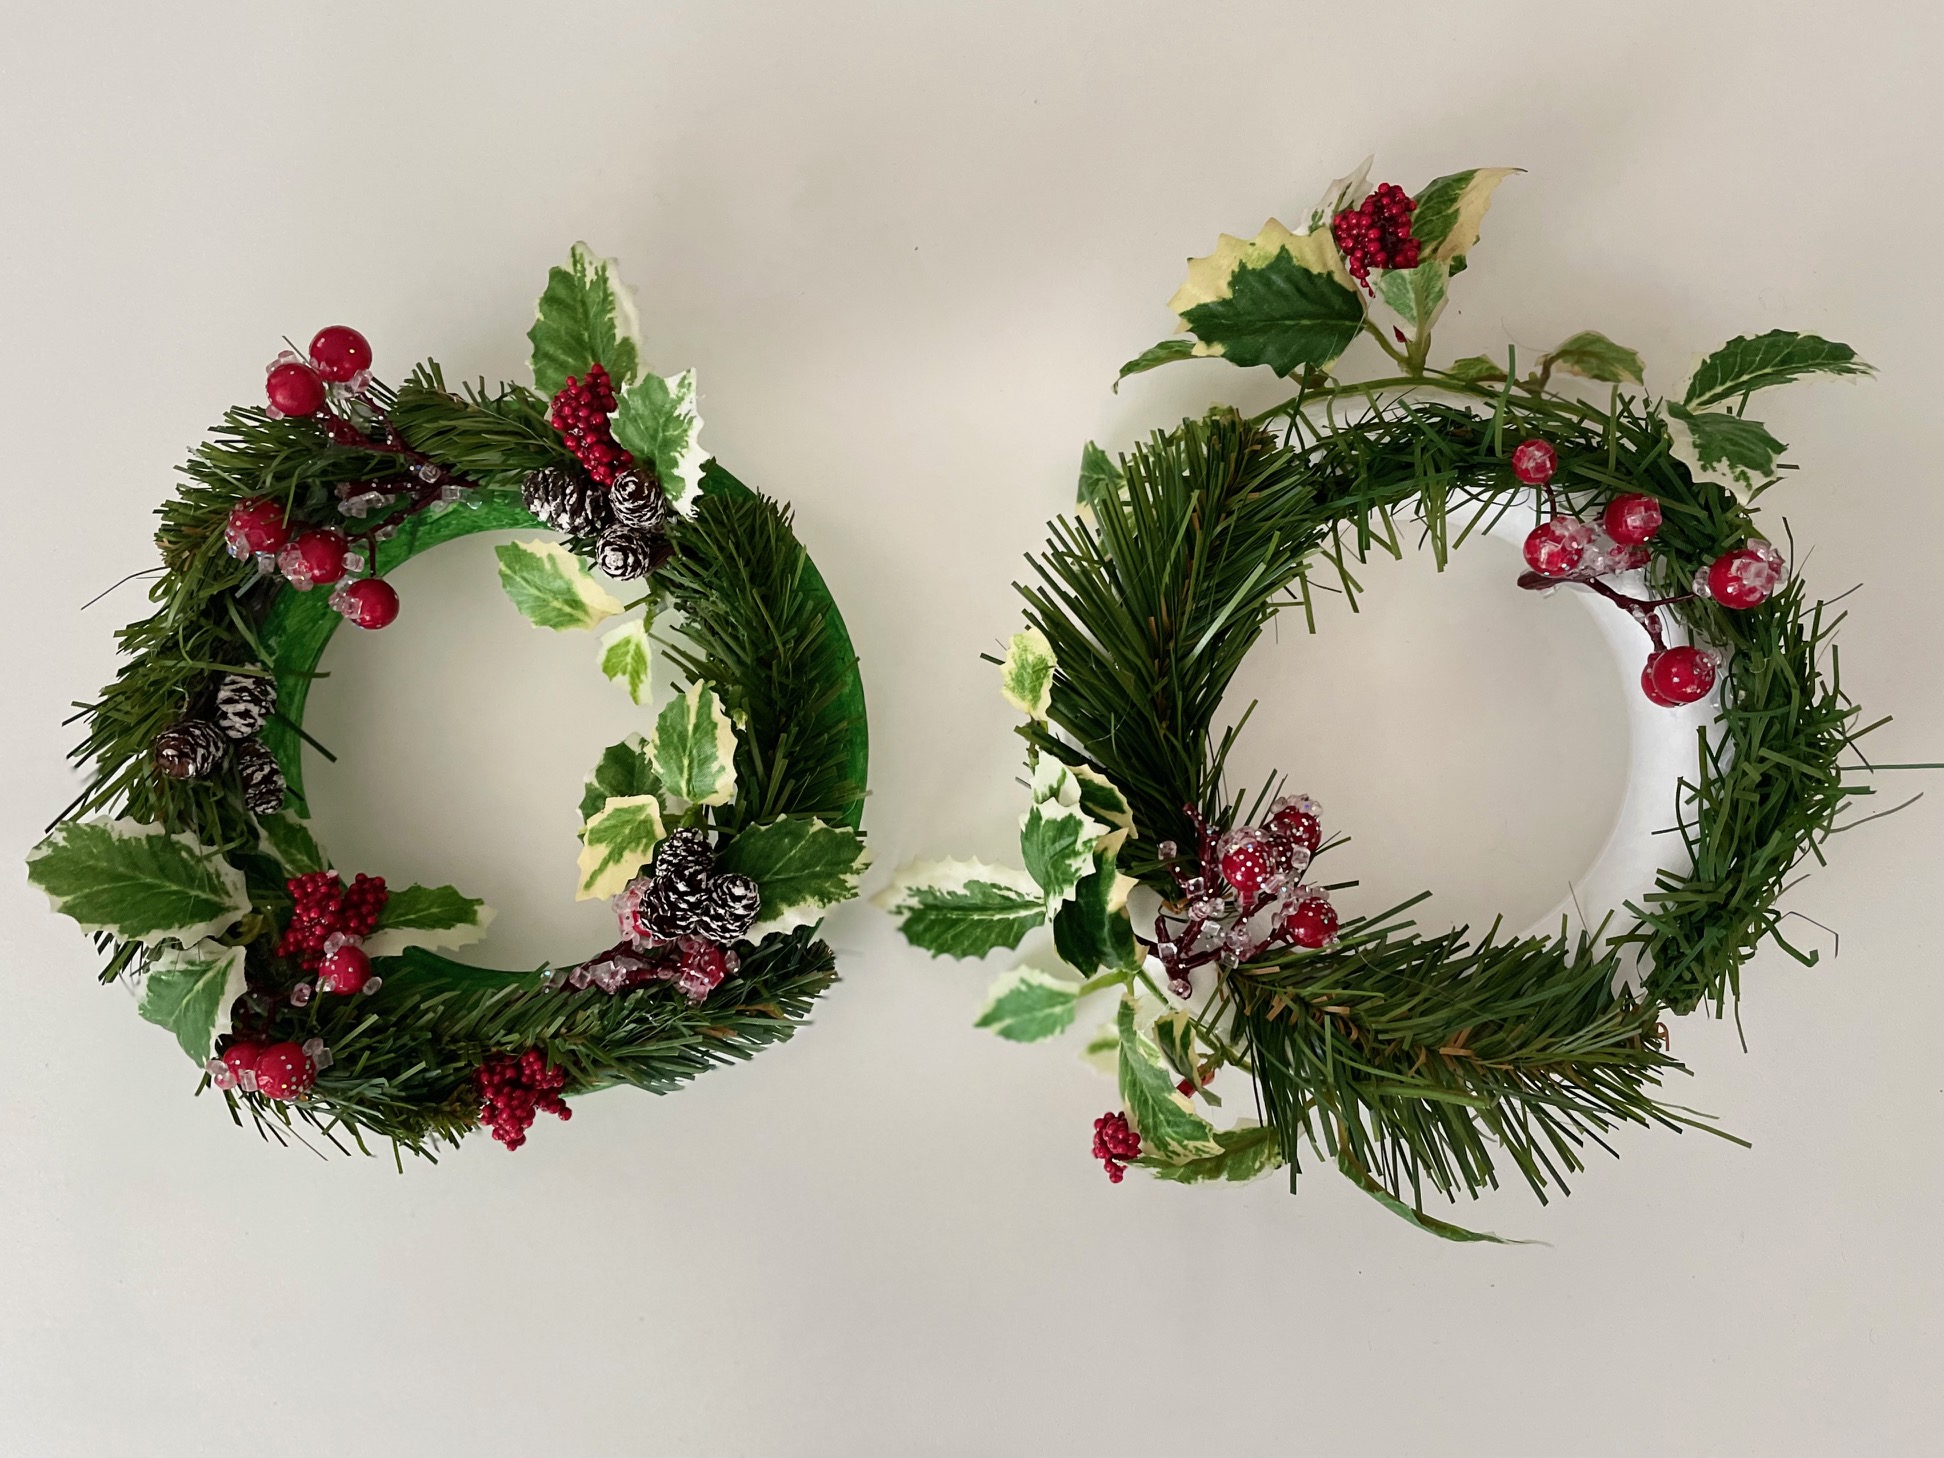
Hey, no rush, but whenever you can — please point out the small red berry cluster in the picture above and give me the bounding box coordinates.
[1331,182,1421,287]
[476,1050,573,1150]
[209,1036,328,1101]
[1092,1110,1142,1183]
[263,324,374,420]
[549,362,635,485]
[277,871,387,975]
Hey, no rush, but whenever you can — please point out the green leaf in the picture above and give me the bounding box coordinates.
[873,859,1046,959]
[610,368,706,516]
[139,941,247,1063]
[1305,156,1372,231]
[1666,401,1787,498]
[496,540,625,631]
[529,242,642,398]
[256,810,328,875]
[1000,628,1056,722]
[1683,329,1873,410]
[1151,1010,1200,1085]
[1051,845,1138,976]
[1116,994,1222,1162]
[1076,442,1126,516]
[1112,338,1197,392]
[1069,763,1134,837]
[27,818,250,944]
[1019,795,1104,913]
[364,883,494,957]
[1443,354,1507,384]
[1171,220,1365,377]
[1410,168,1522,263]
[974,964,1081,1042]
[598,617,654,705]
[649,683,739,806]
[1144,1124,1283,1184]
[575,794,666,901]
[715,815,869,936]
[1547,329,1645,385]
[579,735,659,823]
[1373,259,1449,330]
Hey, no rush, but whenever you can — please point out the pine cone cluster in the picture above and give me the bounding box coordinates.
[214,672,276,740]
[151,670,287,815]
[631,828,761,947]
[522,463,673,581]
[521,466,613,537]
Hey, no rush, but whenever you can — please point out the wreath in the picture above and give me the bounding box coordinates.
[29,246,869,1159]
[880,161,1895,1238]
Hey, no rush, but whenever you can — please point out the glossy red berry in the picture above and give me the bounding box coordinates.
[1265,800,1322,855]
[1603,494,1663,547]
[1217,830,1278,901]
[1639,662,1680,707]
[1282,894,1339,950]
[252,1042,316,1101]
[1707,545,1782,610]
[1644,646,1716,706]
[266,360,326,417]
[1511,439,1558,486]
[318,943,373,995]
[287,528,349,587]
[224,496,291,557]
[220,1042,265,1082]
[335,577,399,629]
[308,326,372,382]
[1523,516,1592,577]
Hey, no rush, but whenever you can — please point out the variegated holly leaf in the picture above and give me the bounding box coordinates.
[1112,337,1197,391]
[1374,259,1450,331]
[1051,843,1139,976]
[575,794,666,901]
[715,815,869,937]
[1069,763,1134,837]
[1547,330,1645,385]
[1000,628,1056,722]
[1683,330,1873,410]
[1143,1124,1284,1184]
[1168,220,1364,377]
[611,368,706,516]
[1080,1020,1121,1076]
[1116,994,1221,1162]
[974,965,1081,1042]
[650,683,739,806]
[1444,354,1507,384]
[363,884,494,957]
[599,617,654,705]
[255,810,328,875]
[1305,155,1373,231]
[1665,402,1787,499]
[874,859,1046,959]
[1019,794,1106,914]
[529,242,643,399]
[579,735,659,824]
[140,940,248,1063]
[28,818,250,945]
[496,540,624,631]
[1410,168,1522,263]
[1076,442,1126,517]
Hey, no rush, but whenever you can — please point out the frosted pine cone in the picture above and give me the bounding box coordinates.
[609,467,669,531]
[594,525,669,581]
[152,719,226,781]
[213,672,277,740]
[233,737,287,817]
[521,466,612,537]
[643,829,715,939]
[692,873,761,945]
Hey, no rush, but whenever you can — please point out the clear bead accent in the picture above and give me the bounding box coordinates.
[288,982,313,1007]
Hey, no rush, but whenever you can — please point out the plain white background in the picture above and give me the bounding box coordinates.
[2,4,1939,1455]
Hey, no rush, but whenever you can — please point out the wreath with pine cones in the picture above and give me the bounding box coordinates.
[880,160,1900,1238]
[30,246,869,1158]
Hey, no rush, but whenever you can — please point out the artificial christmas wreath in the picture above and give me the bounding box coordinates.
[30,246,869,1158]
[881,160,1895,1237]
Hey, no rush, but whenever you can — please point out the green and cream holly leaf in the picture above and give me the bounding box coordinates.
[255,810,328,876]
[1143,1124,1284,1184]
[649,683,739,806]
[1076,442,1126,516]
[1069,763,1134,839]
[529,242,643,399]
[579,735,659,824]
[973,964,1082,1043]
[1112,337,1198,391]
[1443,354,1507,384]
[1373,259,1450,331]
[1168,220,1365,377]
[1116,993,1222,1162]
[1665,402,1788,499]
[1410,168,1522,264]
[1019,793,1105,915]
[598,617,654,705]
[28,818,250,945]
[139,940,248,1064]
[1000,628,1056,722]
[873,859,1046,959]
[1683,330,1873,410]
[496,540,625,631]
[1151,1010,1202,1086]
[611,368,706,516]
[715,815,869,936]
[1080,1020,1121,1076]
[1546,330,1645,385]
[1305,155,1373,231]
[363,884,494,957]
[575,794,667,901]
[1051,843,1138,976]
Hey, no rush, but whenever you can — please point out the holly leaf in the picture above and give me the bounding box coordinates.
[579,735,659,823]
[649,683,739,807]
[364,884,494,957]
[496,540,624,631]
[1051,844,1138,976]
[598,617,654,705]
[575,794,667,901]
[139,941,248,1064]
[1305,155,1373,231]
[611,369,706,516]
[873,859,1046,959]
[1000,628,1056,722]
[1112,337,1197,392]
[1116,994,1222,1162]
[1373,259,1450,330]
[1444,354,1507,385]
[1666,402,1787,499]
[1547,330,1645,385]
[1077,442,1126,516]
[1143,1124,1284,1184]
[1683,330,1873,410]
[974,965,1081,1043]
[1410,168,1522,263]
[28,818,250,945]
[1069,763,1133,837]
[529,242,642,399]
[255,810,328,875]
[1170,220,1365,377]
[1019,795,1105,914]
[715,815,869,937]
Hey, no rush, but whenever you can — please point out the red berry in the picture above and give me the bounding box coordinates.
[1644,646,1716,706]
[672,939,732,1002]
[224,496,291,557]
[266,361,326,417]
[1707,546,1780,610]
[1603,494,1663,547]
[252,1042,315,1101]
[1282,894,1339,950]
[220,1042,265,1081]
[1217,829,1278,901]
[1092,1110,1142,1183]
[1511,439,1558,486]
[336,577,399,629]
[1329,182,1419,287]
[1265,800,1322,855]
[1639,662,1680,707]
[308,326,372,382]
[287,528,349,586]
[1523,516,1592,577]
[318,943,373,995]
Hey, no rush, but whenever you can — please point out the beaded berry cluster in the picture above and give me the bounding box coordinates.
[1092,1111,1143,1183]
[1331,181,1420,287]
[548,362,633,485]
[476,1050,573,1150]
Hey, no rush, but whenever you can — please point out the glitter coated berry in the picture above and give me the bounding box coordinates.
[266,360,326,417]
[1092,1111,1142,1183]
[252,1042,315,1101]
[1217,829,1279,901]
[1644,646,1716,706]
[307,325,372,382]
[1265,797,1322,855]
[286,528,349,587]
[1707,544,1783,610]
[1282,893,1339,950]
[220,1042,264,1086]
[1330,182,1420,287]
[318,943,374,995]
[1523,516,1593,577]
[1603,493,1663,547]
[1511,439,1558,486]
[225,497,291,558]
[335,577,399,629]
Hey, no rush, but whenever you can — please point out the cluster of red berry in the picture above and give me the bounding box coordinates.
[277,870,387,985]
[211,1038,321,1101]
[476,1050,573,1150]
[1092,1110,1142,1183]
[263,324,373,420]
[1331,182,1421,286]
[548,362,634,485]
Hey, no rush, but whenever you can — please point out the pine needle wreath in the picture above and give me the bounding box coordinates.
[30,246,868,1161]
[881,160,1906,1238]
